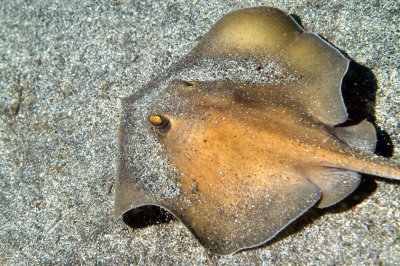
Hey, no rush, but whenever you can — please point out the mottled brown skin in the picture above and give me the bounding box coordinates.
[115,7,400,254]
[149,81,399,253]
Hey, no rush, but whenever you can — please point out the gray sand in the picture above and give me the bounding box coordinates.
[1,0,399,264]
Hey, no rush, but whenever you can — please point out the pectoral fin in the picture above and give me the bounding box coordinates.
[162,172,321,254]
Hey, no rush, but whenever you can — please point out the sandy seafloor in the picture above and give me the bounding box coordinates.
[1,0,399,264]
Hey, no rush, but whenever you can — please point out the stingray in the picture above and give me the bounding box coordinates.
[114,6,400,255]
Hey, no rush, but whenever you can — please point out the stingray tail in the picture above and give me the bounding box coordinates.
[347,153,400,181]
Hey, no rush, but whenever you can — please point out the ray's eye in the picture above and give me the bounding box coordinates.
[149,115,171,133]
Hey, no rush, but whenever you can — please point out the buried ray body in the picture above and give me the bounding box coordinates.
[115,7,400,254]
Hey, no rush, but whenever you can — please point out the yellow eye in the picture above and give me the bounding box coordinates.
[149,115,162,125]
[149,115,171,133]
